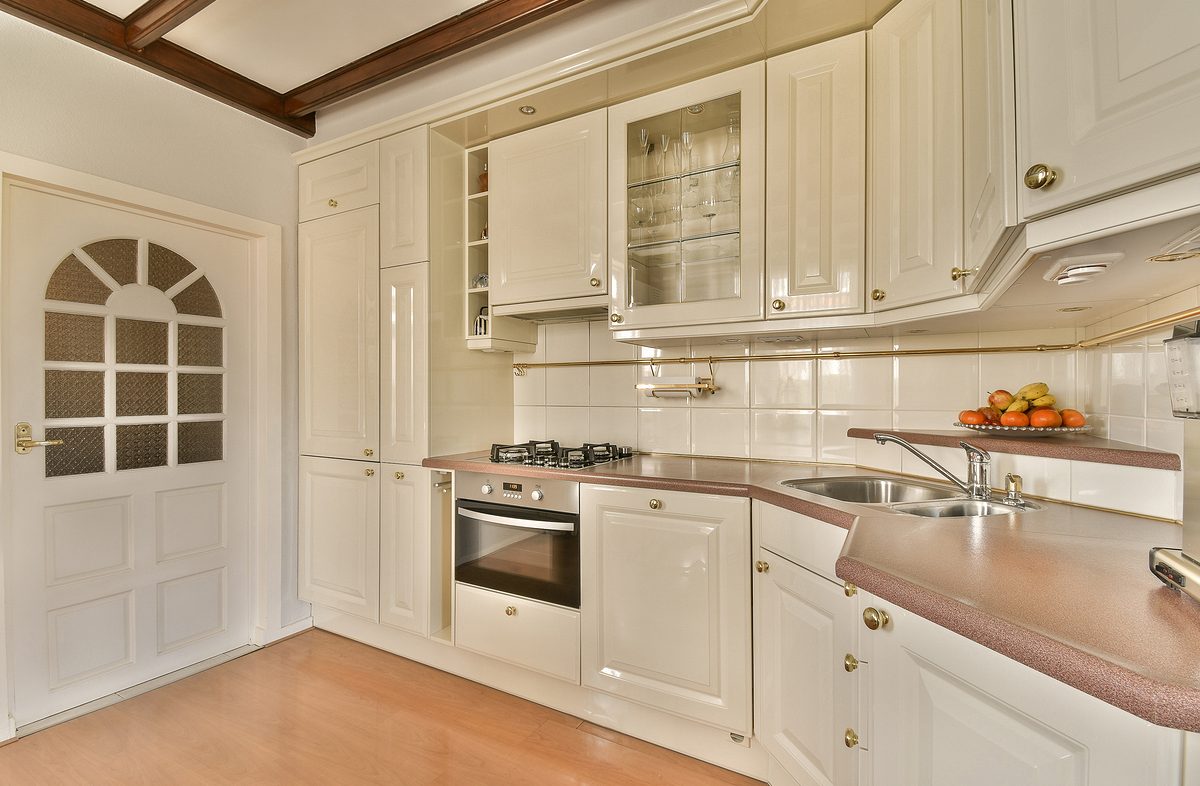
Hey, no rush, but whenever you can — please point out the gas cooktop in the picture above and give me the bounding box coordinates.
[488,440,633,470]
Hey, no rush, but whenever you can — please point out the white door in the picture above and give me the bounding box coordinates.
[489,109,607,305]
[580,484,751,733]
[379,464,430,636]
[2,181,251,726]
[379,127,429,268]
[1015,0,1200,218]
[380,263,428,466]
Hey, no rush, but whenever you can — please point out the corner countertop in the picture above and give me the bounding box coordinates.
[423,451,1200,731]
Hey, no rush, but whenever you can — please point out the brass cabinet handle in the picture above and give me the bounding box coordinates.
[13,422,64,455]
[365,468,375,477]
[843,582,857,598]
[845,728,860,749]
[870,289,886,302]
[648,498,662,510]
[1023,164,1058,190]
[771,299,786,311]
[327,198,339,207]
[754,560,770,574]
[950,266,978,282]
[395,471,405,480]
[844,653,859,672]
[363,448,374,457]
[590,277,601,288]
[610,313,624,324]
[504,605,517,617]
[863,607,890,630]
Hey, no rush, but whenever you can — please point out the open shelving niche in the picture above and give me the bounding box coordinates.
[464,143,537,353]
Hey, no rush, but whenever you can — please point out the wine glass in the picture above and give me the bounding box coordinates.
[722,111,741,163]
[658,134,672,181]
[700,174,719,234]
[638,128,652,182]
[680,131,696,185]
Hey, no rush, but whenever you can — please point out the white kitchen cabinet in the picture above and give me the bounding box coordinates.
[489,109,607,306]
[299,207,380,461]
[608,63,765,330]
[1014,0,1200,218]
[379,126,430,268]
[454,583,581,683]
[580,485,751,732]
[380,464,432,636]
[380,263,429,465]
[962,0,1018,278]
[299,456,380,622]
[862,593,1184,786]
[868,0,964,310]
[298,141,379,223]
[766,33,866,318]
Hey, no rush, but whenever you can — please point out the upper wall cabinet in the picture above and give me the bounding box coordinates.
[868,0,964,311]
[489,109,607,306]
[380,127,430,268]
[1015,0,1200,219]
[298,141,380,223]
[765,32,866,319]
[608,63,765,330]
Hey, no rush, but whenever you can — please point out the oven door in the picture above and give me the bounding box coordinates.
[454,500,580,608]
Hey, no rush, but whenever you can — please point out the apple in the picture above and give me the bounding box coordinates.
[988,389,1014,409]
[977,406,1002,424]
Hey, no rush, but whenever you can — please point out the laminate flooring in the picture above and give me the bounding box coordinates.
[0,629,764,785]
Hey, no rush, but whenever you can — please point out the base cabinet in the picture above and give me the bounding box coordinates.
[580,485,751,733]
[454,583,581,683]
[380,465,433,636]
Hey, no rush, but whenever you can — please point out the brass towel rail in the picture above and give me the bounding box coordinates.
[510,305,1200,375]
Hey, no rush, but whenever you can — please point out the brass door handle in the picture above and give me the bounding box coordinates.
[610,313,624,324]
[844,653,859,672]
[843,582,857,597]
[363,448,374,457]
[590,277,601,288]
[771,299,786,311]
[504,605,517,617]
[365,468,375,477]
[648,498,662,510]
[327,198,339,207]
[1023,164,1058,190]
[950,266,978,282]
[14,422,64,455]
[845,728,859,748]
[863,607,890,630]
[395,471,405,480]
[870,289,886,302]
[754,560,770,574]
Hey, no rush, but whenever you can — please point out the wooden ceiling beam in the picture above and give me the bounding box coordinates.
[124,0,216,50]
[282,0,590,118]
[0,0,315,136]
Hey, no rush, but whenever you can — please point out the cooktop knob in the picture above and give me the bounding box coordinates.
[531,489,545,501]
[481,483,494,495]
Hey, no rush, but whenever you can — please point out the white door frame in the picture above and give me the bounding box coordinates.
[0,151,301,741]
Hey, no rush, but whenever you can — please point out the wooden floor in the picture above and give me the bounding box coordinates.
[0,629,764,785]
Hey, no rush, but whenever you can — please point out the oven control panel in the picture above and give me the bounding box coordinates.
[456,470,579,514]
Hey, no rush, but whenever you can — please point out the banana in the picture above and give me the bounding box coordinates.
[1016,382,1049,401]
[1005,399,1030,413]
[1030,394,1056,408]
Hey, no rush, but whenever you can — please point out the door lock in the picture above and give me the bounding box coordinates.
[14,422,64,455]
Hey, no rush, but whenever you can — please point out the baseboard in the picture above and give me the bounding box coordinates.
[253,616,313,647]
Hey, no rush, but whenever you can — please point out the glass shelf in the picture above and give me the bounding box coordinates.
[627,159,740,190]
[628,228,740,251]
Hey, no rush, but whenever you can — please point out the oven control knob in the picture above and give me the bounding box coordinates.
[481,483,494,495]
[531,489,544,502]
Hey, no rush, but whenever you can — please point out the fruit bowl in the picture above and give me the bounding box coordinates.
[953,422,1093,438]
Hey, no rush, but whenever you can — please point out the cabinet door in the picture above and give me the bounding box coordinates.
[766,33,866,318]
[1015,0,1200,218]
[489,109,606,305]
[299,207,379,460]
[380,464,430,636]
[380,263,428,465]
[962,0,1018,283]
[580,485,751,732]
[868,0,964,310]
[380,126,430,267]
[863,595,1183,786]
[299,141,379,223]
[299,456,380,621]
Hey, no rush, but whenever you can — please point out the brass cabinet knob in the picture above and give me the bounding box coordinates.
[590,277,601,288]
[755,560,770,574]
[394,471,405,480]
[845,728,860,749]
[364,448,374,457]
[328,198,339,207]
[771,299,786,311]
[950,266,978,282]
[648,498,662,510]
[610,313,624,324]
[870,289,886,302]
[1023,163,1058,190]
[843,582,857,598]
[504,605,517,617]
[863,607,890,630]
[365,468,375,477]
[844,653,859,672]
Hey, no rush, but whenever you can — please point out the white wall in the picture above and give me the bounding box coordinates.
[0,14,309,626]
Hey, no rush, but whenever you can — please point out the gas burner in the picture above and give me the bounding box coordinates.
[490,440,559,464]
[489,440,633,469]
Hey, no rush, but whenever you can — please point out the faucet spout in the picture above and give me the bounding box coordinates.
[873,433,992,500]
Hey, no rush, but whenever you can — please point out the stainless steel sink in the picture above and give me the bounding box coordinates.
[780,476,960,505]
[890,499,1041,518]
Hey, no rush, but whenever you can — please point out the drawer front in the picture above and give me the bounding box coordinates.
[755,501,847,583]
[299,141,379,222]
[454,584,580,683]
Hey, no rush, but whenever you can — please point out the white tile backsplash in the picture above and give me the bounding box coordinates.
[751,410,816,462]
[751,358,815,409]
[692,408,751,458]
[590,407,637,447]
[547,367,590,406]
[638,408,691,454]
[818,357,894,409]
[545,406,590,445]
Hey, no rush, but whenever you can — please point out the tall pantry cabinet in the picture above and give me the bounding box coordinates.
[297,128,511,641]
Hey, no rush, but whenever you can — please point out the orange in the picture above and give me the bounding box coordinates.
[1060,409,1086,428]
[959,409,986,425]
[1029,409,1063,428]
[1000,411,1029,427]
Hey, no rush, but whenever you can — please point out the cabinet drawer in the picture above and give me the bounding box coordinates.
[455,584,580,683]
[755,501,847,583]
[299,141,379,222]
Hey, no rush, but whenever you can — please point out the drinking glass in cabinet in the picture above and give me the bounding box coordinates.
[683,233,741,303]
[629,181,681,245]
[680,93,741,170]
[628,242,683,307]
[684,169,739,236]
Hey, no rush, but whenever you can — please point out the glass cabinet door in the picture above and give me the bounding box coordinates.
[609,63,765,331]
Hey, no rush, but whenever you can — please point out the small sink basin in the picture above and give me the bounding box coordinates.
[780,476,960,505]
[891,499,1041,518]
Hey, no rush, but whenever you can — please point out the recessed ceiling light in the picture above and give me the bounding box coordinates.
[1147,251,1200,263]
[686,105,704,114]
[908,329,929,334]
[722,337,743,343]
[518,105,536,115]
[1057,306,1092,313]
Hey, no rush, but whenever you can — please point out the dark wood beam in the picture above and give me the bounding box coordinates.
[0,0,314,136]
[124,0,215,50]
[282,0,590,118]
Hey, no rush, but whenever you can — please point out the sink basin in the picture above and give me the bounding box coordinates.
[780,476,960,505]
[891,499,1041,518]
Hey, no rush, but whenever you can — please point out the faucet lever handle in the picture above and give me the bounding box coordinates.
[959,441,991,461]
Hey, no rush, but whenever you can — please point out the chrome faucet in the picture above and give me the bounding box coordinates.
[873,434,992,500]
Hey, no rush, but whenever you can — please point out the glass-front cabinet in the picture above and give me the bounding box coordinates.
[608,63,764,330]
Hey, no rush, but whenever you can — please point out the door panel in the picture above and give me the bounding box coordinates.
[380,464,430,636]
[298,141,379,223]
[380,127,429,268]
[380,264,428,465]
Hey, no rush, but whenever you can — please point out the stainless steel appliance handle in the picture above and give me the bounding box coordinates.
[456,507,576,533]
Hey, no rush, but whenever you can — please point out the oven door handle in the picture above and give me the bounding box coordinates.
[456,507,576,533]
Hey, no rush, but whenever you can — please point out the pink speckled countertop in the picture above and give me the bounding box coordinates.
[424,451,1200,730]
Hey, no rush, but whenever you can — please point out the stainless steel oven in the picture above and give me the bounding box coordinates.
[454,471,580,608]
